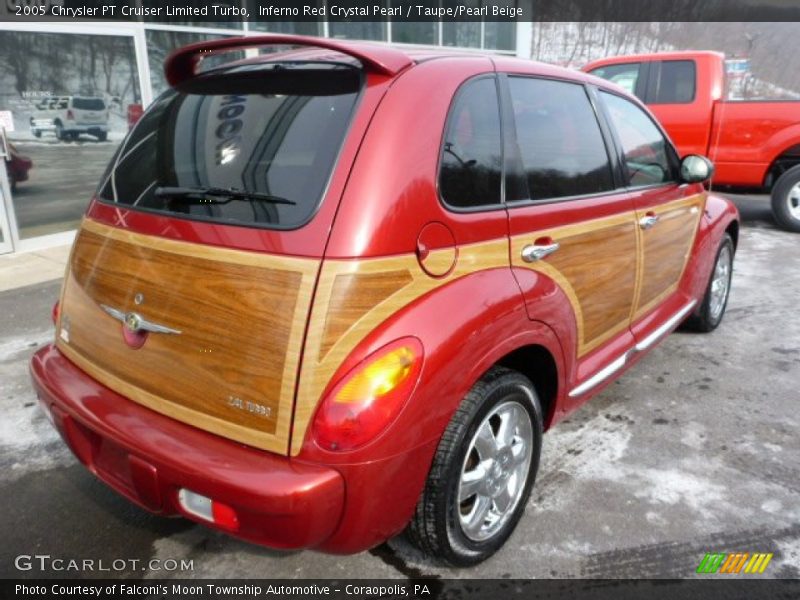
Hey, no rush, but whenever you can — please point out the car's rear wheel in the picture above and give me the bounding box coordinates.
[771,165,800,233]
[54,122,64,141]
[685,233,734,333]
[407,367,542,566]
[96,131,107,142]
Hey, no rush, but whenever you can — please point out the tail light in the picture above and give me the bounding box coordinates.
[177,489,239,531]
[312,338,424,452]
[66,109,74,120]
[51,301,60,325]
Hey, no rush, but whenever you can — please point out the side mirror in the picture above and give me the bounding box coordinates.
[680,154,714,183]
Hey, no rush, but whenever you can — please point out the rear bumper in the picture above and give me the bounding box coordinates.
[64,124,109,135]
[30,344,345,550]
[30,120,108,134]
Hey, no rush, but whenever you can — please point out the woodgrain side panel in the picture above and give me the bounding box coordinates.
[510,213,638,357]
[291,240,509,455]
[634,196,704,319]
[56,219,318,454]
[321,270,414,358]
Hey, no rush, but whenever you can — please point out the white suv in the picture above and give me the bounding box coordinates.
[30,96,109,141]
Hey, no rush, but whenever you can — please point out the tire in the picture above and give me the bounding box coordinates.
[407,366,543,566]
[54,121,64,141]
[771,164,800,233]
[95,131,107,142]
[32,129,41,138]
[684,233,734,333]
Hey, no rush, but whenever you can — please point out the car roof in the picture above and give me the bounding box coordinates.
[228,47,603,87]
[169,34,603,90]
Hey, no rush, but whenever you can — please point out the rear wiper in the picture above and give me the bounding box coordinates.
[154,186,296,205]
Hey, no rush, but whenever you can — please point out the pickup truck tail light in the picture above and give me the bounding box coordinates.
[312,338,423,452]
[66,109,74,121]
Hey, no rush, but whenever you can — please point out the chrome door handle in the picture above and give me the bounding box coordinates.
[639,214,659,230]
[521,241,560,263]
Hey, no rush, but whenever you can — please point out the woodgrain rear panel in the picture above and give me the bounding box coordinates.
[56,219,318,454]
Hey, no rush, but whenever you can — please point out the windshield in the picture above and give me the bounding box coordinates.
[73,97,106,110]
[97,62,361,229]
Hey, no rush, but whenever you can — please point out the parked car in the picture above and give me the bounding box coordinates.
[30,35,739,566]
[127,103,143,130]
[583,51,800,232]
[6,142,32,192]
[30,95,109,141]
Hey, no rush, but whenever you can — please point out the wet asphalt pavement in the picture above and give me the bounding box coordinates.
[0,194,798,580]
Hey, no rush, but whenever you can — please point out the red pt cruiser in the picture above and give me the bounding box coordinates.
[30,35,739,566]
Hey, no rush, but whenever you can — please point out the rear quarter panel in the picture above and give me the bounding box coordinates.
[296,266,566,553]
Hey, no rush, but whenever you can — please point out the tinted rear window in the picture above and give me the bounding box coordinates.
[97,63,360,229]
[72,97,106,110]
[439,77,503,209]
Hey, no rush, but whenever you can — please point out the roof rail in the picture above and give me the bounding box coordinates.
[165,34,413,88]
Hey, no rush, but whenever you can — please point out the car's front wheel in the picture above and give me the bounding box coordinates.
[407,367,542,566]
[685,232,734,332]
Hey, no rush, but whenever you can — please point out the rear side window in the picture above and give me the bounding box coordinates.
[508,77,614,201]
[649,60,696,104]
[588,63,641,96]
[439,77,503,209]
[97,63,360,229]
[72,97,106,111]
[600,91,676,187]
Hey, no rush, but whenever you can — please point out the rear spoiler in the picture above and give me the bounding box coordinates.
[165,34,413,88]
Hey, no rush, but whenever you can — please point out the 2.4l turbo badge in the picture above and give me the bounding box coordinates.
[227,395,271,418]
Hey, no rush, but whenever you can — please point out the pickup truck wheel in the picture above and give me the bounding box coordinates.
[32,129,41,138]
[96,132,108,142]
[685,233,734,333]
[54,122,64,141]
[771,165,800,233]
[407,367,542,566]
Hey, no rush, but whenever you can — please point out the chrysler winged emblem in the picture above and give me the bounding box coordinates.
[100,304,182,335]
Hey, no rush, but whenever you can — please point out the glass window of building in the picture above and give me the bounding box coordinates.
[329,22,388,41]
[0,31,140,239]
[391,2,437,44]
[145,30,239,98]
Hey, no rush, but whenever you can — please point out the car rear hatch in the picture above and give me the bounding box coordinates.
[71,97,106,125]
[54,37,409,455]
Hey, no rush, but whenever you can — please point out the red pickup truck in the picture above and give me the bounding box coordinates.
[584,51,800,232]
